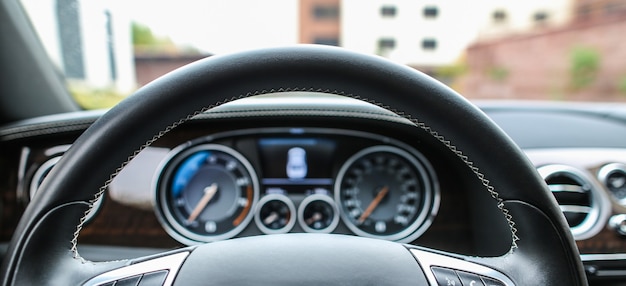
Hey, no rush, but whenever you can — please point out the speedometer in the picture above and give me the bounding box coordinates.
[155,144,259,245]
[335,145,439,242]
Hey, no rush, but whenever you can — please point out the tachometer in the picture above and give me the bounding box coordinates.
[335,145,439,242]
[155,144,259,245]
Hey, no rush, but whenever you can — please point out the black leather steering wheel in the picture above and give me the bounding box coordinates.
[0,45,586,285]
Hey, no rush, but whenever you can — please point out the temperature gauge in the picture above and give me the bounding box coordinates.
[298,194,339,233]
[255,194,296,234]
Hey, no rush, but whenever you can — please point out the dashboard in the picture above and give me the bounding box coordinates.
[2,95,626,284]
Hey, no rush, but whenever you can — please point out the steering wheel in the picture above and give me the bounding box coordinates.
[0,45,586,285]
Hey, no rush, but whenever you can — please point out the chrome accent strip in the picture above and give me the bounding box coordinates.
[409,248,514,286]
[581,253,626,261]
[83,251,189,286]
[43,144,71,157]
[549,184,586,193]
[16,147,30,203]
[29,149,103,223]
[29,156,61,199]
[559,205,591,214]
[595,269,626,276]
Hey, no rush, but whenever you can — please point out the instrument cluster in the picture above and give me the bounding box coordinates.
[153,128,440,245]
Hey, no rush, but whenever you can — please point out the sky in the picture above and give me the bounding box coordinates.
[112,0,299,54]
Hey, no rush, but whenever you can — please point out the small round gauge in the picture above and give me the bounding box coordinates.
[255,194,296,234]
[335,145,438,242]
[155,144,259,245]
[298,194,339,233]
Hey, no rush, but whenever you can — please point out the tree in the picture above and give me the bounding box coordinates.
[569,46,600,90]
[131,22,179,54]
[132,22,158,46]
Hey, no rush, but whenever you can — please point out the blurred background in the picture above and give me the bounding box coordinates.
[18,0,626,108]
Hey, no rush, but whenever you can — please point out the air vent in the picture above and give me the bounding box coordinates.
[28,153,104,224]
[538,164,607,240]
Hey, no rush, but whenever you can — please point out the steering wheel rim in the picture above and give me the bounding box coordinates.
[0,45,586,285]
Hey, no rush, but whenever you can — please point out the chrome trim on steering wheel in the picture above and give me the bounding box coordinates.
[83,251,190,286]
[409,248,514,286]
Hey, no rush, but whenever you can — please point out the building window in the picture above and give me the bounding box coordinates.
[381,6,397,17]
[533,11,548,23]
[313,37,339,46]
[377,38,396,56]
[378,38,396,49]
[313,5,339,20]
[422,38,437,50]
[423,6,438,18]
[493,10,507,22]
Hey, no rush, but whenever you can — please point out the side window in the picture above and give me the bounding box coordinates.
[377,38,396,56]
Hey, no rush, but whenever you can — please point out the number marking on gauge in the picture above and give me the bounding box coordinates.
[205,221,217,233]
[233,185,253,227]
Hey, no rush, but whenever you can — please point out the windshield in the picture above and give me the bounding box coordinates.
[19,0,626,109]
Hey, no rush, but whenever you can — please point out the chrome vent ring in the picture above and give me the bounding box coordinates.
[538,164,609,240]
[598,163,626,205]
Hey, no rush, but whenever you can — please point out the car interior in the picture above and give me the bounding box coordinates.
[1,0,626,285]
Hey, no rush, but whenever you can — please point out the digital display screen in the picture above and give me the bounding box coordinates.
[258,138,335,190]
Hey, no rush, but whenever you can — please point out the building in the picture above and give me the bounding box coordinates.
[478,0,573,40]
[337,0,572,70]
[21,0,136,93]
[299,0,341,46]
[573,0,626,22]
[460,0,626,100]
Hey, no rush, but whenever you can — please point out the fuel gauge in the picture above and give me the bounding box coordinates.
[255,194,296,234]
[298,194,339,233]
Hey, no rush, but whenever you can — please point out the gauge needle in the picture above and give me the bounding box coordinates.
[263,212,279,225]
[358,186,389,224]
[305,212,323,225]
[186,183,218,224]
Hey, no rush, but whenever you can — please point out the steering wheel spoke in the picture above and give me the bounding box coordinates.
[83,251,189,286]
[409,247,511,286]
[82,234,517,286]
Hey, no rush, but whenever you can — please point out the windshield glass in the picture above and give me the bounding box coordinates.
[19,0,626,109]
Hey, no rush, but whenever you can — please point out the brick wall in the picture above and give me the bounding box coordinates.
[460,15,626,101]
